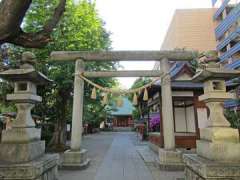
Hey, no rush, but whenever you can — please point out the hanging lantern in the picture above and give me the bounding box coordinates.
[133,93,138,105]
[91,87,97,99]
[102,93,108,105]
[116,97,123,107]
[143,88,148,101]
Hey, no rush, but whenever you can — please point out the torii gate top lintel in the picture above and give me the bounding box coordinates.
[50,50,197,61]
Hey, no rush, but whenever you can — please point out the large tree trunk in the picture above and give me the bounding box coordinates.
[0,0,66,48]
[48,91,69,152]
[0,0,31,42]
[48,117,67,152]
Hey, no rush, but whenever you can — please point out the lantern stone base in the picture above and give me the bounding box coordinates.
[0,154,59,180]
[196,127,240,162]
[200,127,239,143]
[0,141,45,163]
[196,140,240,162]
[183,154,240,180]
[60,149,90,169]
[1,127,41,143]
[158,148,184,171]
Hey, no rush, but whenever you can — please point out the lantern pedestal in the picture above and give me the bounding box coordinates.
[0,52,58,180]
[184,154,240,180]
[184,62,240,180]
[0,154,59,180]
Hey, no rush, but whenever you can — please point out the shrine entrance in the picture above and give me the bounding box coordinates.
[50,50,197,168]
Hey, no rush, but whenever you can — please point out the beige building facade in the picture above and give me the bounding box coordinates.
[154,8,217,70]
[161,8,217,52]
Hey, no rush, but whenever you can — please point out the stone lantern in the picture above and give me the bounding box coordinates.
[0,52,58,180]
[183,58,240,180]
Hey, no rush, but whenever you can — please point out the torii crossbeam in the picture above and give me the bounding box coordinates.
[50,50,197,61]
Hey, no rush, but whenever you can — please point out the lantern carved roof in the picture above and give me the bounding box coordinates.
[0,52,52,85]
[0,68,52,85]
[192,67,240,82]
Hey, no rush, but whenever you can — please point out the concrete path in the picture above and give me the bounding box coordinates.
[136,146,184,180]
[95,132,154,180]
[59,132,184,180]
[59,132,115,180]
[134,137,184,180]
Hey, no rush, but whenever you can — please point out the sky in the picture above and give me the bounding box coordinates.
[92,0,212,88]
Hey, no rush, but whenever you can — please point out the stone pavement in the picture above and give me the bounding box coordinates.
[95,132,154,180]
[59,132,115,180]
[136,146,184,180]
[59,132,184,180]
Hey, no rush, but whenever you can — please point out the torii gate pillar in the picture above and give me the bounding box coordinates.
[160,58,175,150]
[61,59,90,169]
[158,58,184,170]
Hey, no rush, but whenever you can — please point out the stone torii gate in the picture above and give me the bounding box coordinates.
[50,50,197,169]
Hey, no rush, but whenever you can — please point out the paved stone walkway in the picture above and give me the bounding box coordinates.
[59,132,184,180]
[59,132,115,180]
[95,133,154,180]
[136,146,184,180]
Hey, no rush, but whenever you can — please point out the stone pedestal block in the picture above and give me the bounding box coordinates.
[197,140,240,162]
[158,148,184,171]
[0,141,45,163]
[200,127,239,143]
[0,154,59,180]
[61,149,90,169]
[183,154,240,180]
[1,127,41,143]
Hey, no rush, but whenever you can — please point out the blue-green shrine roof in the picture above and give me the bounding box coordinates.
[110,98,134,116]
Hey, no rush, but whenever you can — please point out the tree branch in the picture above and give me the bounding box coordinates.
[43,0,67,33]
[0,0,66,48]
[0,0,32,41]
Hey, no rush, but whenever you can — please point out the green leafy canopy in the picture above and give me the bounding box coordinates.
[0,0,119,145]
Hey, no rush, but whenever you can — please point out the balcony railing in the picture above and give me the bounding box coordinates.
[214,0,230,20]
[215,3,240,39]
[224,99,239,108]
[219,42,240,62]
[225,59,240,69]
[217,26,240,50]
